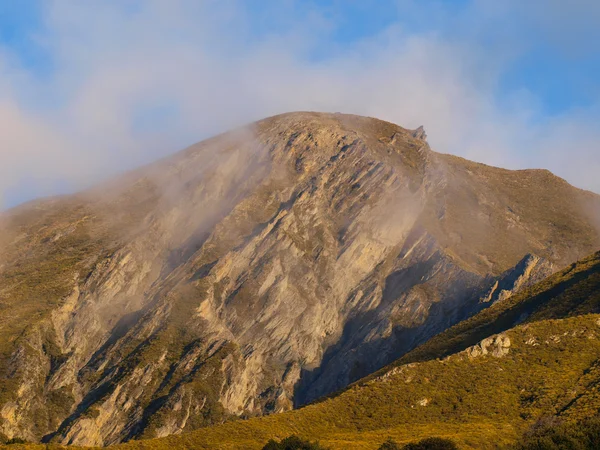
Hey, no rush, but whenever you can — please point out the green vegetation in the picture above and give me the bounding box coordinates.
[377,439,401,450]
[262,435,327,450]
[514,416,600,449]
[260,436,458,450]
[402,438,457,450]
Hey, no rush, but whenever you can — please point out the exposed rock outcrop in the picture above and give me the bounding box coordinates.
[466,334,511,358]
[412,125,427,141]
[480,254,554,305]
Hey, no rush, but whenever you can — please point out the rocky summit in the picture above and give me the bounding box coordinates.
[0,112,599,446]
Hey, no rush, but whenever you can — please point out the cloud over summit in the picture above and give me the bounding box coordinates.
[0,0,599,208]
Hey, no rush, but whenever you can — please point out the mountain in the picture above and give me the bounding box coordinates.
[0,112,599,446]
[11,250,598,450]
[104,251,600,449]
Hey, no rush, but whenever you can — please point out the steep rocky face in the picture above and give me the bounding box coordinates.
[296,251,555,406]
[0,112,599,445]
[480,254,554,305]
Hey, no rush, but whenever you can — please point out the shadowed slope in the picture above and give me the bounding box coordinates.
[380,250,600,370]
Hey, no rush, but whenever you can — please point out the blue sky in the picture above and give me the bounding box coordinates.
[0,0,599,208]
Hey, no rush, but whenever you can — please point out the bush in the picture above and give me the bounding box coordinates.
[378,438,401,449]
[403,437,458,450]
[262,435,327,450]
[515,415,600,449]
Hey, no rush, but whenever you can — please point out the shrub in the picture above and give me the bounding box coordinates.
[515,415,600,449]
[403,437,458,450]
[378,438,401,449]
[262,435,327,450]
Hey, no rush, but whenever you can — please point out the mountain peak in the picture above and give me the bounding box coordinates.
[1,112,600,445]
[412,125,427,141]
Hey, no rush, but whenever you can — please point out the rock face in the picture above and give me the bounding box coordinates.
[480,254,554,305]
[465,334,511,358]
[0,112,599,445]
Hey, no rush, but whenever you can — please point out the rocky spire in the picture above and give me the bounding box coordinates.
[412,125,427,141]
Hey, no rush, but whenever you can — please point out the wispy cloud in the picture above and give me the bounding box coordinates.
[0,0,598,208]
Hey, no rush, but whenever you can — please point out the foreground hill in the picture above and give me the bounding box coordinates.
[0,112,599,445]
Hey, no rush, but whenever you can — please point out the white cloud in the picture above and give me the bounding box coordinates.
[0,0,598,208]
